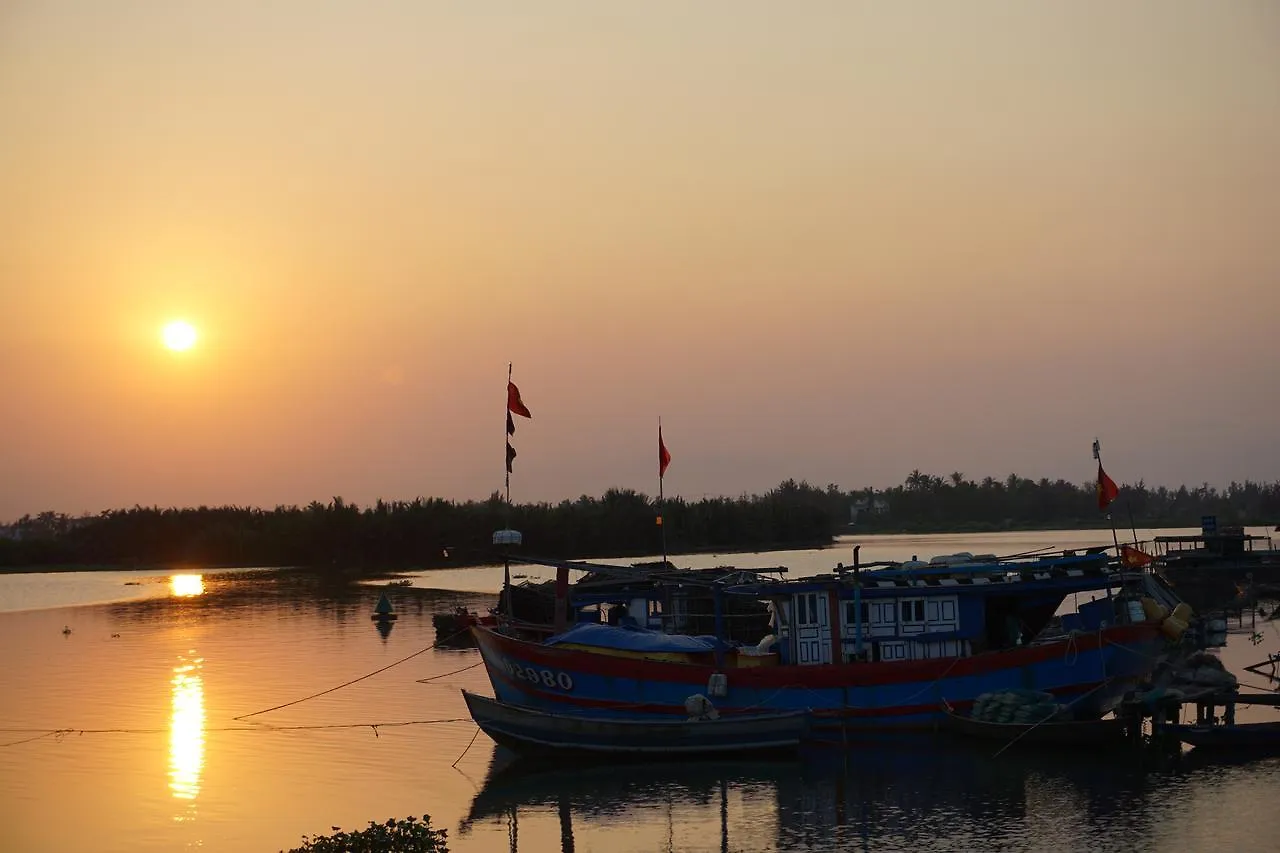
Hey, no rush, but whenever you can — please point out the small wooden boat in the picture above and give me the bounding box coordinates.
[1161,720,1280,751]
[940,703,1131,748]
[461,691,810,757]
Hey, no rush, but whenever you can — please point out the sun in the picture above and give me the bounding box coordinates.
[162,321,198,352]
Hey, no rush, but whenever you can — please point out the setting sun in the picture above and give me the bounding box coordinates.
[162,321,198,352]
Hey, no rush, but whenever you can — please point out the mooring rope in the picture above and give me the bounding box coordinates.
[415,661,484,683]
[451,726,483,768]
[234,627,473,720]
[0,717,474,748]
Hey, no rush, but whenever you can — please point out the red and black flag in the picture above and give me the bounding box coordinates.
[507,382,532,419]
[1097,463,1119,511]
[506,441,517,474]
[659,426,672,479]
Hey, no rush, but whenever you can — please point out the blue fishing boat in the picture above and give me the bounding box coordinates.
[470,549,1196,733]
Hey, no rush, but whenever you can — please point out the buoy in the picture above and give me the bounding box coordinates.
[372,592,397,621]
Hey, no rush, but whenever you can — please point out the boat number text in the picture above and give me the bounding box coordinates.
[500,658,574,691]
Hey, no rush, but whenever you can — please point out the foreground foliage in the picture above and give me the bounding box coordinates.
[284,816,448,853]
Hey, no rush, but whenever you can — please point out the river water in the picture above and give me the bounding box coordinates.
[1,529,1278,853]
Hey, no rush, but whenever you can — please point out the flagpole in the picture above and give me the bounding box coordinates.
[504,363,513,512]
[658,417,667,568]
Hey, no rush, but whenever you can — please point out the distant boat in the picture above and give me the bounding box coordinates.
[461,690,809,757]
[1151,521,1280,611]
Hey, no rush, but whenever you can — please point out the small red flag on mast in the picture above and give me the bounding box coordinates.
[507,382,531,419]
[659,426,671,479]
[1097,463,1119,511]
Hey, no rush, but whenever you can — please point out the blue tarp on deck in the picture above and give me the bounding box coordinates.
[545,623,725,653]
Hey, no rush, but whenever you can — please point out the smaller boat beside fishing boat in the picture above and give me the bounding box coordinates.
[1161,720,1280,751]
[461,690,811,757]
[1157,689,1280,752]
[939,696,1132,749]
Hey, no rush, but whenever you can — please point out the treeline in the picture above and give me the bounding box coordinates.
[0,486,830,571]
[3,474,1277,572]
[855,471,1280,533]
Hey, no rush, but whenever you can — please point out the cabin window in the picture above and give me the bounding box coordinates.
[842,602,870,625]
[900,599,925,623]
[925,597,957,625]
[795,593,826,626]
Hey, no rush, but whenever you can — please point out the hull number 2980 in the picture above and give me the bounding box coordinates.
[499,657,574,691]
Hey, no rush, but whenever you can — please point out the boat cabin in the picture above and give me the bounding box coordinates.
[728,551,1175,667]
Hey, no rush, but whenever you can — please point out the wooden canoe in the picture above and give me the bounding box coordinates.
[940,705,1131,748]
[462,691,810,757]
[1161,720,1280,751]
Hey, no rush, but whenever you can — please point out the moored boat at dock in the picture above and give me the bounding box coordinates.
[470,548,1197,733]
[1151,518,1280,611]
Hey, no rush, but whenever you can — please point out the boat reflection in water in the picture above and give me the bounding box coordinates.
[169,653,205,813]
[459,736,1172,853]
[170,574,205,598]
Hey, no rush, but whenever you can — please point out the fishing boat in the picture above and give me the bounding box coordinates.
[461,690,810,757]
[1151,518,1280,611]
[471,547,1197,733]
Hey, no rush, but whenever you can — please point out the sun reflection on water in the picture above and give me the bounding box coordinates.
[170,574,204,597]
[169,653,205,809]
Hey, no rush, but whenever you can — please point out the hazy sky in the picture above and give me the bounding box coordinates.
[2,1,1278,521]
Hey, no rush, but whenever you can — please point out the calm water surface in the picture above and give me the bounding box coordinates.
[2,530,1278,853]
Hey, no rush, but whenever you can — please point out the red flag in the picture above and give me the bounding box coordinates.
[507,382,531,418]
[1097,463,1118,511]
[1120,545,1154,568]
[659,427,671,479]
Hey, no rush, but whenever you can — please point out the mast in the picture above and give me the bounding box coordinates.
[498,364,531,617]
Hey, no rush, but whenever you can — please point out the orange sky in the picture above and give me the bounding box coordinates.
[2,1,1278,521]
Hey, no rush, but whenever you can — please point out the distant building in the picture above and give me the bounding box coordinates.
[849,497,890,525]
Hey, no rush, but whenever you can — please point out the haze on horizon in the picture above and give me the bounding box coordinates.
[2,1,1278,523]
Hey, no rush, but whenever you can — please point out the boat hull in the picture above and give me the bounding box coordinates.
[461,690,809,756]
[472,624,1169,731]
[1162,721,1280,750]
[941,707,1131,748]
